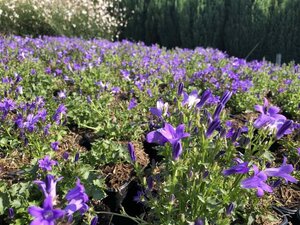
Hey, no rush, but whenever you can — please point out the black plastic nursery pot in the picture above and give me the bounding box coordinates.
[102,180,146,225]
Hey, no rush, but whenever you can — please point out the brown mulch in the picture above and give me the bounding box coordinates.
[0,150,29,184]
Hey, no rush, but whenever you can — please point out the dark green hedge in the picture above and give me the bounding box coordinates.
[120,0,300,63]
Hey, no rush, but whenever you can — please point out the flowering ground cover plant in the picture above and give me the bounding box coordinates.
[0,35,300,225]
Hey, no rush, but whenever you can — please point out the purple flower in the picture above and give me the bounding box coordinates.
[128,98,137,110]
[226,203,234,215]
[194,218,204,225]
[50,142,59,151]
[264,157,297,183]
[28,196,65,225]
[65,179,89,216]
[223,161,249,176]
[150,100,169,118]
[213,103,225,119]
[177,82,184,96]
[34,174,63,203]
[182,90,200,108]
[128,142,136,162]
[146,123,190,160]
[111,86,121,94]
[63,151,70,160]
[205,119,221,138]
[8,208,14,219]
[90,216,98,225]
[23,114,40,132]
[241,165,273,197]
[196,89,211,108]
[254,98,286,131]
[147,89,153,97]
[57,90,66,99]
[146,123,190,146]
[52,104,67,125]
[44,124,51,136]
[38,155,58,171]
[0,98,16,117]
[276,120,293,139]
[220,91,232,105]
[74,152,80,162]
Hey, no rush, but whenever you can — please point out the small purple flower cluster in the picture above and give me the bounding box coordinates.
[29,175,89,224]
[254,98,293,139]
[223,157,297,197]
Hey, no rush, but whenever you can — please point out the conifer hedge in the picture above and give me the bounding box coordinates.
[120,0,300,63]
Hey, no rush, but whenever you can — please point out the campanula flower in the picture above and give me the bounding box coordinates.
[212,103,225,119]
[38,155,58,171]
[223,160,249,176]
[205,119,221,138]
[52,104,67,125]
[8,208,14,219]
[226,203,234,215]
[128,142,136,162]
[146,123,190,146]
[254,98,286,130]
[220,90,232,105]
[150,100,169,118]
[177,82,184,96]
[28,196,65,225]
[146,123,190,160]
[50,141,59,151]
[65,179,89,216]
[34,174,63,203]
[90,216,98,225]
[276,120,293,139]
[264,157,297,183]
[241,165,273,197]
[128,98,137,110]
[196,89,211,108]
[182,90,200,108]
[194,218,204,225]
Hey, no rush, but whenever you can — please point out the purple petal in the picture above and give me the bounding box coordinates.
[268,106,280,115]
[254,105,265,114]
[146,131,168,145]
[150,108,162,117]
[253,114,272,128]
[28,206,43,218]
[172,141,183,161]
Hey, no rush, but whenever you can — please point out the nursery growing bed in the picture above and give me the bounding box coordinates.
[0,35,300,225]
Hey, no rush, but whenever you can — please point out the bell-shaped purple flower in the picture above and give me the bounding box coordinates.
[254,98,286,130]
[28,196,65,225]
[38,155,58,171]
[65,179,89,216]
[128,142,136,162]
[34,174,63,204]
[213,103,225,119]
[220,90,232,105]
[146,123,190,160]
[128,98,137,110]
[241,165,273,197]
[150,100,169,118]
[205,119,221,138]
[196,89,211,109]
[90,216,98,225]
[276,120,293,139]
[177,82,184,96]
[146,123,190,146]
[182,90,200,108]
[264,157,297,183]
[226,203,234,215]
[223,160,249,176]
